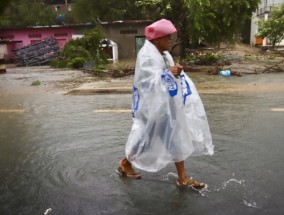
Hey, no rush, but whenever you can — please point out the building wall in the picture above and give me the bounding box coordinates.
[102,21,151,60]
[0,27,74,61]
[0,21,180,62]
[0,44,7,58]
[0,27,73,49]
[101,21,180,59]
[0,23,150,61]
[52,4,71,12]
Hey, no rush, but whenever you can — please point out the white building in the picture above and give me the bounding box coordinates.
[250,0,284,46]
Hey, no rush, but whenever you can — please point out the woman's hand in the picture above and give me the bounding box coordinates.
[170,63,183,77]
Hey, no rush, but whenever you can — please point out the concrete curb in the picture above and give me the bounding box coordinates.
[64,87,132,95]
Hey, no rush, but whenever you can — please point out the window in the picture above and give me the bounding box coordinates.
[0,35,14,39]
[31,40,40,44]
[54,33,67,37]
[120,29,138,34]
[29,34,41,38]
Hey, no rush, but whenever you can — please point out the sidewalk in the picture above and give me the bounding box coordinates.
[63,71,284,95]
[64,79,133,95]
[3,66,284,95]
[3,66,134,95]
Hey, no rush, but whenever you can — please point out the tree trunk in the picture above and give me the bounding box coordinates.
[178,14,187,58]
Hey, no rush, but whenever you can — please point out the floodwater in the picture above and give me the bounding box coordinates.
[0,70,284,215]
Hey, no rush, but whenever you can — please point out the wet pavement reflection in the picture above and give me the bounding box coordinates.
[0,72,284,215]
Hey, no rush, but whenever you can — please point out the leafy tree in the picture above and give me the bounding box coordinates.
[257,4,284,49]
[134,0,163,20]
[57,0,261,55]
[135,0,260,56]
[43,0,70,4]
[51,26,108,69]
[42,0,77,25]
[0,0,11,16]
[71,0,144,23]
[0,0,262,58]
[0,0,57,27]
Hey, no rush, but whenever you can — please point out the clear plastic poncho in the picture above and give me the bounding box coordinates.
[125,40,214,172]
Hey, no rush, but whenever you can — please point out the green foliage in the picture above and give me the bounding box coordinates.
[61,44,92,60]
[257,4,284,48]
[198,0,260,45]
[134,0,163,20]
[31,80,41,86]
[71,0,260,47]
[135,0,260,55]
[66,57,86,69]
[89,64,108,77]
[71,0,144,22]
[0,0,57,27]
[0,0,262,58]
[51,26,108,69]
[0,0,11,16]
[50,58,68,68]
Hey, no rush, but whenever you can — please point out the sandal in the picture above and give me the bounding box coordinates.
[116,167,141,179]
[176,177,206,189]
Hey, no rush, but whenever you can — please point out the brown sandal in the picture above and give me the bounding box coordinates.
[116,167,141,179]
[176,177,206,189]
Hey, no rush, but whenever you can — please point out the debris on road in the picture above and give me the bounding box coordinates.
[13,37,60,67]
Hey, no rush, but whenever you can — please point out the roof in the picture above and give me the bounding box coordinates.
[98,20,152,25]
[43,0,72,5]
[0,20,152,30]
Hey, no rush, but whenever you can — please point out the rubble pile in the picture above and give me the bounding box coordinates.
[13,37,60,66]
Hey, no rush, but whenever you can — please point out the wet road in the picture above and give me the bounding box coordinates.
[0,70,284,215]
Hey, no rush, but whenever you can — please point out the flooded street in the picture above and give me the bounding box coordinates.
[0,68,284,215]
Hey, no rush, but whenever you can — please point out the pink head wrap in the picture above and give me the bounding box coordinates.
[145,19,177,40]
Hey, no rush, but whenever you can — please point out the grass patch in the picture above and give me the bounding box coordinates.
[31,80,41,86]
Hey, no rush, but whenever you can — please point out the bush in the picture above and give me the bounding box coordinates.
[62,45,92,60]
[90,64,108,77]
[66,57,86,69]
[50,58,68,68]
[31,80,41,86]
[51,25,107,69]
[108,63,134,77]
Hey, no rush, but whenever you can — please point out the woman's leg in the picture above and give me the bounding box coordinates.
[120,157,133,172]
[175,160,187,182]
[118,157,141,179]
[175,160,205,187]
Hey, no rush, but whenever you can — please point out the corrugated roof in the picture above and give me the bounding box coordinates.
[43,0,72,5]
[0,20,152,30]
[99,20,152,25]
